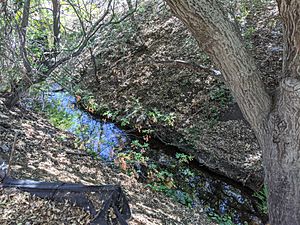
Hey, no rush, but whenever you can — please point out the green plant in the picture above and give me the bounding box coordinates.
[209,212,236,225]
[175,152,194,164]
[209,85,233,106]
[172,190,193,207]
[148,163,158,170]
[44,102,74,130]
[86,148,99,159]
[181,168,195,177]
[132,152,147,163]
[115,146,149,173]
[120,117,130,126]
[155,170,173,181]
[147,109,176,126]
[253,186,268,214]
[55,134,68,142]
[243,26,256,40]
[131,139,149,151]
[103,110,119,120]
[145,183,193,207]
[163,112,176,126]
[147,166,178,191]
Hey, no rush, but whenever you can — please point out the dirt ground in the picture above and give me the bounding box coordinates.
[0,97,215,224]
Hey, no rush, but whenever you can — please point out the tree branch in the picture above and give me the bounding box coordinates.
[142,59,222,77]
[18,0,32,74]
[45,0,137,76]
[51,0,61,52]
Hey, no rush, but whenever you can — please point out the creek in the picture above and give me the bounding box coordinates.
[27,86,268,225]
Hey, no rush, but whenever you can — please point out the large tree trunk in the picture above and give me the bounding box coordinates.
[165,0,300,224]
[264,1,300,224]
[265,78,300,224]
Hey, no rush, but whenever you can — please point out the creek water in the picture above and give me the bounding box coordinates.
[29,87,267,225]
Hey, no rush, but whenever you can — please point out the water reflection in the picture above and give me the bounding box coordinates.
[44,89,127,159]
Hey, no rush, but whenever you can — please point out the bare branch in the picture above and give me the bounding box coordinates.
[142,59,222,77]
[46,0,137,76]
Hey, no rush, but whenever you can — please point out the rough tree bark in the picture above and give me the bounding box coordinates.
[5,0,32,108]
[164,0,300,224]
[52,0,61,52]
[264,1,300,224]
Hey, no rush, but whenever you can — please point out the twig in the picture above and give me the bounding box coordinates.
[7,132,18,177]
[141,59,223,78]
[155,60,212,72]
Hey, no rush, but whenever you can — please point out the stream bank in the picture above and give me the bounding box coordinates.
[23,86,268,224]
[76,0,275,191]
[0,97,214,225]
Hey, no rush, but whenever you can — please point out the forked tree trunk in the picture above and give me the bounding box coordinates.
[165,0,300,224]
[264,78,300,224]
[264,1,300,224]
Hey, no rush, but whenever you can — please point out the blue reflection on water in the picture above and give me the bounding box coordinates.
[219,198,229,214]
[223,184,245,204]
[44,88,127,159]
